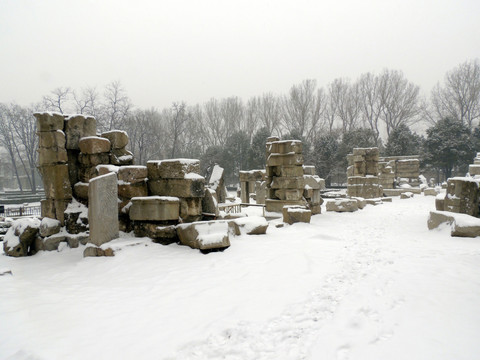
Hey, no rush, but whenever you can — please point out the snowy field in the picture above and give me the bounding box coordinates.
[1,193,480,360]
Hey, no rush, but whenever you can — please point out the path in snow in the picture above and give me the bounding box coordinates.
[168,196,480,360]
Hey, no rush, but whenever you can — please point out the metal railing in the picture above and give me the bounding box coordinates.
[1,205,41,218]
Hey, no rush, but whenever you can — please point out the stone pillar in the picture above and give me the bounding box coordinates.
[265,140,307,212]
[239,170,265,204]
[346,147,382,199]
[88,172,119,246]
[35,112,72,225]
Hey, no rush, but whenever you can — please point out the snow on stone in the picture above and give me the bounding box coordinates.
[40,217,60,228]
[96,164,119,173]
[64,199,88,219]
[131,195,180,202]
[101,129,127,137]
[233,216,268,234]
[4,218,41,248]
[184,172,204,179]
[196,221,228,245]
[208,164,223,189]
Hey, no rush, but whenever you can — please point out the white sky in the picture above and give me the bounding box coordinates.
[1,0,479,109]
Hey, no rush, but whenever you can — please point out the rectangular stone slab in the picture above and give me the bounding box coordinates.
[129,196,180,221]
[267,153,303,167]
[148,178,205,198]
[64,115,96,150]
[38,130,66,148]
[34,112,65,132]
[147,159,200,180]
[270,176,305,190]
[40,164,72,200]
[88,172,119,246]
[267,140,302,155]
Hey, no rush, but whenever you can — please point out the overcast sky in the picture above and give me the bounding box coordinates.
[1,0,479,110]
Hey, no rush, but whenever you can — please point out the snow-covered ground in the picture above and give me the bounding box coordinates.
[1,193,480,360]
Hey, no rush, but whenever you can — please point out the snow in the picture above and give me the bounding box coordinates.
[64,199,88,219]
[96,164,119,173]
[1,196,480,359]
[184,172,204,180]
[4,218,41,248]
[40,217,60,228]
[80,135,108,141]
[101,130,127,136]
[233,216,268,234]
[130,196,179,202]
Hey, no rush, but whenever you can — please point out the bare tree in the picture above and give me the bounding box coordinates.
[73,86,99,116]
[282,79,326,142]
[167,102,190,158]
[42,87,71,114]
[430,59,480,128]
[357,72,384,144]
[329,78,362,133]
[253,93,282,136]
[378,69,421,137]
[99,80,132,131]
[203,98,227,146]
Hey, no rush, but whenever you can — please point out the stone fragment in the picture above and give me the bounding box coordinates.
[96,164,119,176]
[110,148,134,165]
[83,246,111,257]
[65,234,89,248]
[435,194,445,211]
[230,216,269,235]
[34,112,65,132]
[283,205,312,225]
[88,172,119,246]
[117,166,148,184]
[469,164,480,176]
[202,188,219,216]
[3,218,41,257]
[400,192,414,199]
[451,219,480,238]
[78,166,98,183]
[326,199,358,212]
[129,196,180,221]
[39,217,61,237]
[147,159,201,180]
[208,164,228,203]
[41,234,67,251]
[101,130,129,149]
[64,115,96,150]
[148,177,205,198]
[255,181,266,205]
[133,223,178,244]
[351,197,366,209]
[78,136,111,154]
[427,210,455,230]
[73,182,89,200]
[176,220,230,250]
[64,201,89,234]
[303,175,324,190]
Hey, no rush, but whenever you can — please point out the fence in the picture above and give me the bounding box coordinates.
[1,204,41,218]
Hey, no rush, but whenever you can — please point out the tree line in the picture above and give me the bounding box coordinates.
[0,59,479,190]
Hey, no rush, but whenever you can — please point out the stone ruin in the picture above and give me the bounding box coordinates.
[239,170,265,204]
[263,137,324,221]
[3,112,273,257]
[378,155,420,189]
[346,147,383,199]
[428,153,480,238]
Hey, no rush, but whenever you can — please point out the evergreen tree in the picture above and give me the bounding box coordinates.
[385,123,423,156]
[337,128,378,168]
[247,127,270,170]
[313,132,340,187]
[424,118,474,179]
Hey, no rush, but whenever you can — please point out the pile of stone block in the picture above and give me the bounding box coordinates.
[265,138,307,212]
[378,161,395,189]
[147,159,205,223]
[303,165,324,215]
[379,155,420,186]
[346,147,382,199]
[101,130,133,166]
[239,170,265,204]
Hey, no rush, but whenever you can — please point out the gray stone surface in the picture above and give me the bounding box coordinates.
[88,172,119,246]
[101,130,129,149]
[129,196,180,221]
[283,206,312,224]
[147,159,200,180]
[148,178,205,198]
[34,112,65,132]
[176,220,230,250]
[326,199,358,212]
[39,217,61,237]
[64,115,96,150]
[79,136,111,154]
